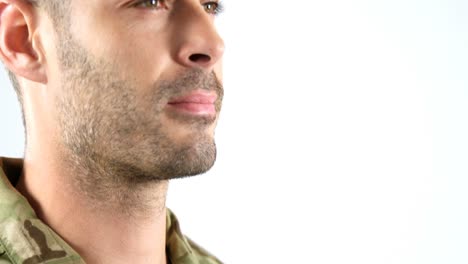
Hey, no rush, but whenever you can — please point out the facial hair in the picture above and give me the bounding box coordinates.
[53,27,223,204]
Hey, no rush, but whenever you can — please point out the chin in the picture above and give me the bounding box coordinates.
[134,137,218,182]
[165,140,217,180]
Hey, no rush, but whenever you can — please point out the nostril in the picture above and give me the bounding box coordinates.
[189,53,211,64]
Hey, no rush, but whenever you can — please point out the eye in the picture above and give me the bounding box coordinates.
[203,1,224,15]
[133,0,164,9]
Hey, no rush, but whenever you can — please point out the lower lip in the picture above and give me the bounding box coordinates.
[167,103,216,115]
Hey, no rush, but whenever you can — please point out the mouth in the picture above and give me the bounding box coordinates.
[167,90,217,116]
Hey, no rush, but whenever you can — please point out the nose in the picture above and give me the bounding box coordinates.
[171,3,225,70]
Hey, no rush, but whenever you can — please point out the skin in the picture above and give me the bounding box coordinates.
[0,0,224,263]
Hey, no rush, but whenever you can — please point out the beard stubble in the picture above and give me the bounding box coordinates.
[54,28,223,206]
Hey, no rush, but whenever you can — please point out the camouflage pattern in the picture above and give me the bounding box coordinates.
[0,158,222,264]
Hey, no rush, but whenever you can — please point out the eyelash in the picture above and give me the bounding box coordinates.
[133,0,224,16]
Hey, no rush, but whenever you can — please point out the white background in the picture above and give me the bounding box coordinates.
[1,0,467,263]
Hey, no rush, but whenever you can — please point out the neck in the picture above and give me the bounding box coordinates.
[17,149,169,264]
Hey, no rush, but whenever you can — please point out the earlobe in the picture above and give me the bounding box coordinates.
[0,1,46,84]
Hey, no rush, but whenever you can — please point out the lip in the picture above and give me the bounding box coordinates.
[167,91,217,116]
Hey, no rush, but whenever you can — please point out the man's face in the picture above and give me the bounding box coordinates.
[45,0,225,183]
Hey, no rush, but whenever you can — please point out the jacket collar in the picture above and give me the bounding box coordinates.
[0,157,199,264]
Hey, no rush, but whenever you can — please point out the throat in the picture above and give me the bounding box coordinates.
[68,206,169,264]
[44,180,169,264]
[18,161,170,264]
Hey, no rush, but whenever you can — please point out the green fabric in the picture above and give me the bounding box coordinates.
[0,158,222,264]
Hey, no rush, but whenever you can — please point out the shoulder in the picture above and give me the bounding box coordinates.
[166,209,223,264]
[186,236,224,264]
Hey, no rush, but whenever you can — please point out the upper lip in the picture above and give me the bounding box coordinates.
[168,90,217,104]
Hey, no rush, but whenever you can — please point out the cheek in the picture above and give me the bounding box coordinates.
[70,7,170,81]
[120,40,172,81]
[96,32,173,87]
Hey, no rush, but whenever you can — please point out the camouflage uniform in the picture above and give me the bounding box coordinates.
[0,158,222,264]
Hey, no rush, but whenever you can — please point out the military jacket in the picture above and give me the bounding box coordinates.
[0,158,222,264]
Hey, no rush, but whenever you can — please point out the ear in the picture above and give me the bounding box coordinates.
[0,0,46,84]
